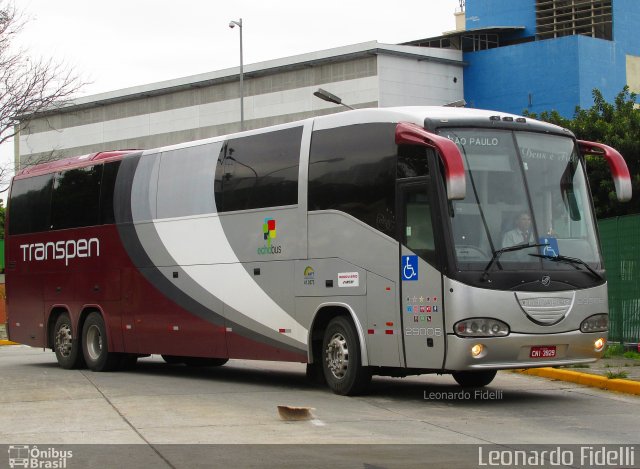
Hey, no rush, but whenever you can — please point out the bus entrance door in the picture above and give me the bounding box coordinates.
[398,180,445,370]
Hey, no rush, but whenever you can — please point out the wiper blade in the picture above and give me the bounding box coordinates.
[482,243,547,280]
[528,253,604,281]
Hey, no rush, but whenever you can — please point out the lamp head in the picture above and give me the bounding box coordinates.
[229,21,236,28]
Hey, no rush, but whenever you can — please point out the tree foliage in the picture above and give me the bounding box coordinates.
[0,1,84,192]
[525,87,640,219]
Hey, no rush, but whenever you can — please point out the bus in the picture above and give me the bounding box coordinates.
[6,107,631,395]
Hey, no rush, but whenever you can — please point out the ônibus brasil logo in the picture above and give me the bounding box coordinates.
[258,218,282,255]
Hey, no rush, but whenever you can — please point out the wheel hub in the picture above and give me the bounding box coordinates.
[86,325,103,361]
[325,332,349,379]
[55,324,73,358]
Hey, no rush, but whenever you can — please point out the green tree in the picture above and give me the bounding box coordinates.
[525,87,640,219]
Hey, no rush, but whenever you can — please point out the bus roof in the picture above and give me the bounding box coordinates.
[13,106,573,180]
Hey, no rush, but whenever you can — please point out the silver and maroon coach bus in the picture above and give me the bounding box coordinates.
[6,107,631,395]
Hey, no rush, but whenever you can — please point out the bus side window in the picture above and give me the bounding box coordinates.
[215,127,302,212]
[51,165,102,230]
[8,174,54,235]
[308,123,397,238]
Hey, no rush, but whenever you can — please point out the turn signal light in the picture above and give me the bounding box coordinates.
[455,318,510,337]
[580,314,608,333]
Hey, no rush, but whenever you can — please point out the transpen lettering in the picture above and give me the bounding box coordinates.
[19,238,100,266]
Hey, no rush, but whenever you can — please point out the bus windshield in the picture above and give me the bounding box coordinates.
[439,128,602,272]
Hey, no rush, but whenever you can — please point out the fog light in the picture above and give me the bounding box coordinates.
[594,338,605,352]
[471,344,484,358]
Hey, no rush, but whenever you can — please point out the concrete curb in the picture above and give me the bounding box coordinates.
[516,367,640,396]
[0,340,18,346]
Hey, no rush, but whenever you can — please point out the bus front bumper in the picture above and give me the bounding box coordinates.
[443,330,606,371]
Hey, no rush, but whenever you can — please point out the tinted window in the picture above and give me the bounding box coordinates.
[215,127,302,212]
[403,187,437,265]
[51,165,102,229]
[398,145,430,178]
[8,174,53,235]
[157,143,220,219]
[308,123,397,238]
[100,161,121,224]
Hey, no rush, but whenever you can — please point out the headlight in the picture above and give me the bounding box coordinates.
[580,314,608,333]
[454,318,510,337]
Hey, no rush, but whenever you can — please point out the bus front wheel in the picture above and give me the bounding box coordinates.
[53,314,85,370]
[452,370,497,388]
[82,312,120,372]
[321,316,371,395]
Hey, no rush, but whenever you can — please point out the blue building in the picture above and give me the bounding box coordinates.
[407,0,640,117]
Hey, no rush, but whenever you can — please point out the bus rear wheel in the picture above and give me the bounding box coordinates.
[321,316,371,395]
[53,314,85,369]
[82,312,120,372]
[452,370,497,388]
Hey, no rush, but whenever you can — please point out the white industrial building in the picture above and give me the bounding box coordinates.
[16,41,463,168]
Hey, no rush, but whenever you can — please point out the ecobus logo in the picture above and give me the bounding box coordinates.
[258,218,282,255]
[20,238,100,266]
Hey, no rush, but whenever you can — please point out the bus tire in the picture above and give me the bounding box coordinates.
[53,314,85,370]
[452,370,497,388]
[182,357,228,367]
[322,316,371,395]
[306,362,326,386]
[82,312,119,372]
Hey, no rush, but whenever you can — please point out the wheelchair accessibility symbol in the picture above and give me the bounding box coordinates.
[402,255,419,281]
[539,237,559,257]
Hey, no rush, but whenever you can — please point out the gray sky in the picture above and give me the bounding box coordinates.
[2,0,461,198]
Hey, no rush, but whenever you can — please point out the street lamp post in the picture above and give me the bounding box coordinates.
[313,88,354,110]
[229,18,244,130]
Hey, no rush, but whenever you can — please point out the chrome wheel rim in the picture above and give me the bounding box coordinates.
[86,324,103,361]
[325,332,349,379]
[55,323,73,358]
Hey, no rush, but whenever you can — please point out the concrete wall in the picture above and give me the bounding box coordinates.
[18,43,463,168]
[19,57,379,167]
[377,55,463,107]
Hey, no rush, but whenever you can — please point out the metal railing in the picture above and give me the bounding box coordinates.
[599,215,640,344]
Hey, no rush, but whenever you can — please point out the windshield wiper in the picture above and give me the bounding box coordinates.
[528,253,604,281]
[482,243,547,280]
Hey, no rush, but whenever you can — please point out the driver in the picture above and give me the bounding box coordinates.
[502,212,535,248]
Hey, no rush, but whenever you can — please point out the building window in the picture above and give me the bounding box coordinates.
[536,0,612,41]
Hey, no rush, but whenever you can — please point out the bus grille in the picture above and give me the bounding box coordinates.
[515,293,573,325]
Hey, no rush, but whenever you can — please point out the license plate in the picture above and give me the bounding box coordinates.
[530,345,556,358]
